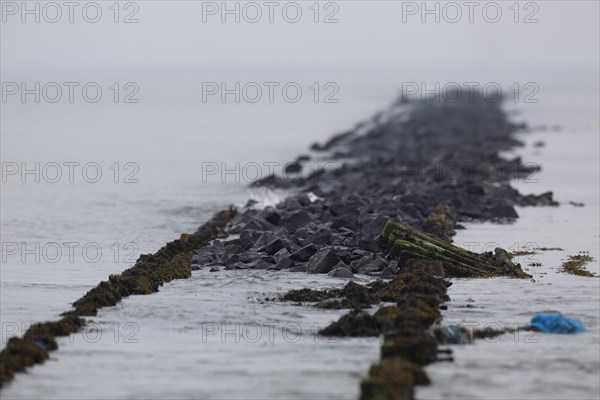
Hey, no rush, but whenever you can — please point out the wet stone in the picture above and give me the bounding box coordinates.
[290,265,308,273]
[257,207,281,225]
[271,258,293,270]
[328,265,355,279]
[260,238,290,255]
[307,248,343,274]
[289,244,319,262]
[280,210,313,230]
[253,232,278,250]
[273,248,291,263]
[301,229,332,246]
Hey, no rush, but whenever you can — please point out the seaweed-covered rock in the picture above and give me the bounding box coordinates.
[382,219,530,278]
[0,209,236,387]
[320,310,381,337]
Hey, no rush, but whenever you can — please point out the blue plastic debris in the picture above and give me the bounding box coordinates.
[34,339,48,350]
[525,312,585,334]
[435,324,473,344]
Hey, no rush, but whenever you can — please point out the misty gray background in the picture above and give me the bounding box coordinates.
[1,2,600,399]
[2,1,599,69]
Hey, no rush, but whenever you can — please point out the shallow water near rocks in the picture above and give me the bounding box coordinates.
[1,68,598,399]
[418,93,600,399]
[418,212,600,400]
[1,270,381,399]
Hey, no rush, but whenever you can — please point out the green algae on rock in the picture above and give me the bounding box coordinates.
[279,218,533,400]
[421,204,456,243]
[324,219,534,400]
[356,275,445,400]
[382,219,530,278]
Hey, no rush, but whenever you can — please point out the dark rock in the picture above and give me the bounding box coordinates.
[349,233,380,253]
[294,227,313,239]
[532,191,557,206]
[380,267,395,279]
[304,203,324,214]
[277,197,302,212]
[280,210,312,230]
[330,246,358,265]
[260,254,276,264]
[302,229,332,246]
[465,184,485,195]
[289,244,319,262]
[358,260,388,275]
[273,248,291,263]
[245,199,259,207]
[251,260,271,270]
[488,203,519,219]
[297,193,312,207]
[351,248,372,259]
[243,216,272,231]
[284,162,302,175]
[404,259,444,277]
[272,257,293,270]
[230,213,272,233]
[351,254,387,274]
[328,265,354,278]
[330,233,348,246]
[258,207,281,225]
[226,262,250,270]
[315,298,346,309]
[238,229,261,250]
[288,242,301,253]
[253,232,278,249]
[421,204,456,242]
[320,310,380,336]
[223,238,242,247]
[221,244,246,264]
[237,251,263,263]
[337,227,355,237]
[191,251,214,266]
[260,238,290,255]
[331,213,359,231]
[307,248,342,274]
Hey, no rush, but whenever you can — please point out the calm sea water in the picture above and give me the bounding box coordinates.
[419,93,600,399]
[1,67,598,399]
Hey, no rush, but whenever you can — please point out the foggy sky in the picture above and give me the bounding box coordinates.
[2,1,599,70]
